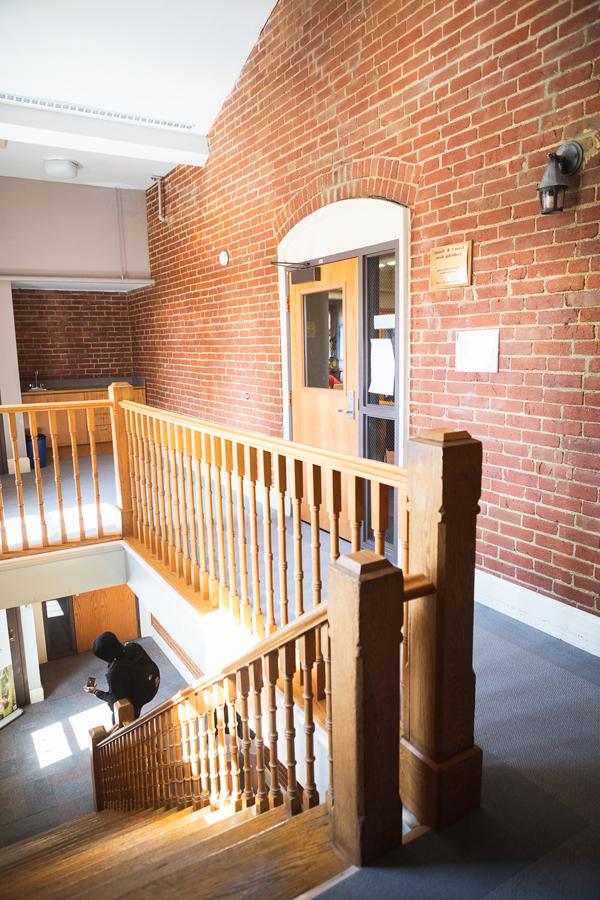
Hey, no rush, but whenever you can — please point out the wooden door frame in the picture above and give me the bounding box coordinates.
[5,607,29,707]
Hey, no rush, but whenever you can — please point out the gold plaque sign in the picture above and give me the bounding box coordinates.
[430,241,472,289]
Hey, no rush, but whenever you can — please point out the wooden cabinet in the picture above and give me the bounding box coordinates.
[21,386,145,449]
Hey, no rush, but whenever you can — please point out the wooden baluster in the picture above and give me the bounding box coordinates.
[398,487,409,570]
[204,688,220,809]
[347,474,366,553]
[259,450,276,633]
[322,622,333,807]
[146,415,161,557]
[0,477,8,554]
[185,700,202,809]
[201,433,219,607]
[264,650,283,807]
[371,481,389,557]
[86,406,104,538]
[159,711,171,807]
[8,413,28,549]
[211,435,228,610]
[250,658,269,813]
[172,704,185,808]
[184,430,200,591]
[136,411,150,549]
[27,410,49,546]
[224,673,242,811]
[195,695,211,808]
[89,726,108,811]
[213,683,230,806]
[167,422,183,577]
[274,454,289,626]
[290,459,304,618]
[299,630,319,809]
[67,408,86,540]
[144,414,158,554]
[246,446,264,637]
[48,410,67,543]
[236,665,255,808]
[123,408,139,543]
[233,443,251,629]
[192,432,208,598]
[177,702,193,807]
[279,640,301,815]
[175,424,191,583]
[306,464,322,607]
[223,440,240,621]
[325,469,342,565]
[128,409,143,542]
[149,416,166,562]
[161,420,176,572]
[151,716,163,807]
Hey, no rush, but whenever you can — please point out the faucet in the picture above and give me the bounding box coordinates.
[28,370,46,391]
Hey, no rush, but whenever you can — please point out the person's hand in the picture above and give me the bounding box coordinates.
[84,685,97,694]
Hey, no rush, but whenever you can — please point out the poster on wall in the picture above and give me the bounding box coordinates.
[0,609,18,725]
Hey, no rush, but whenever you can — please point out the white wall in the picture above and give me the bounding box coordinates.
[0,176,150,279]
[0,281,27,466]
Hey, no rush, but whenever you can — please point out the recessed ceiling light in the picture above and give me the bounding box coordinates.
[43,158,80,179]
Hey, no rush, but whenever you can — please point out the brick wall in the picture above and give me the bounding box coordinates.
[129,0,599,615]
[13,290,133,381]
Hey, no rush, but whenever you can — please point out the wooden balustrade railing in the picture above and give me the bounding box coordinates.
[0,397,120,557]
[115,394,410,639]
[90,551,429,864]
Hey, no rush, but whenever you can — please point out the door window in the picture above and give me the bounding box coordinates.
[303,290,344,389]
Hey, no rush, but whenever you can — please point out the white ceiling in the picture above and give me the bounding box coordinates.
[0,0,277,189]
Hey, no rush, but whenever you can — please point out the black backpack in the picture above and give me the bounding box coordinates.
[121,642,160,707]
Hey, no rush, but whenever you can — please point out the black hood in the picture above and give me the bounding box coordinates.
[92,631,124,662]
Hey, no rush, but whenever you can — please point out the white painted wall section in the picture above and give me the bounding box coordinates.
[20,603,44,703]
[0,176,150,279]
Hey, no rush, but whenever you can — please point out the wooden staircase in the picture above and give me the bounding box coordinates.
[0,803,346,899]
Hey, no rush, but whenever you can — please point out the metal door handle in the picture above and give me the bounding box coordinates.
[337,390,355,419]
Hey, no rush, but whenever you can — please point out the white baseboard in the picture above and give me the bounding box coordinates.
[8,456,30,474]
[475,569,600,657]
[29,686,45,704]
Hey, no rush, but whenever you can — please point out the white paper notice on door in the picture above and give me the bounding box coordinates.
[369,338,395,395]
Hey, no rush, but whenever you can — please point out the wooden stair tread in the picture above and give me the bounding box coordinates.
[72,805,289,899]
[29,804,258,898]
[115,805,345,900]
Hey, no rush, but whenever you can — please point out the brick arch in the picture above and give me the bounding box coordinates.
[273,157,421,244]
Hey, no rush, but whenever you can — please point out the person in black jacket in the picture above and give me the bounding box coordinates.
[84,631,159,724]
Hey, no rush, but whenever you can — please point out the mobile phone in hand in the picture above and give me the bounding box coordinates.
[86,676,97,689]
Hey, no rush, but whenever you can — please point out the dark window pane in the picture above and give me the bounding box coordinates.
[365,416,395,551]
[304,291,344,388]
[366,253,396,405]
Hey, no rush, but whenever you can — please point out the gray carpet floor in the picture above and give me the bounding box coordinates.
[321,604,600,900]
[0,637,186,848]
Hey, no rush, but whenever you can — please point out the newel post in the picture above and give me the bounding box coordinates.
[89,725,108,811]
[109,382,136,537]
[401,429,482,828]
[329,549,404,866]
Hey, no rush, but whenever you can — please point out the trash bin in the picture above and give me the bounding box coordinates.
[25,433,47,468]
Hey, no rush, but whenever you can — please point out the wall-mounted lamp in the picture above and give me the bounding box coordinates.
[537,141,583,214]
[218,250,230,267]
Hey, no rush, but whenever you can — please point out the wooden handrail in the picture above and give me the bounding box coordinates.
[0,399,111,414]
[120,400,408,491]
[97,572,433,748]
[98,602,329,746]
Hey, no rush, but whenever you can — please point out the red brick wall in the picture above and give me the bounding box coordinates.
[13,290,133,381]
[129,0,599,615]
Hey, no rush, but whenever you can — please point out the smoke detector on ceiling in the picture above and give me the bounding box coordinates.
[43,158,80,179]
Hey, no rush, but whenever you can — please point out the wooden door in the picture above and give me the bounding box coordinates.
[290,258,359,456]
[73,584,139,654]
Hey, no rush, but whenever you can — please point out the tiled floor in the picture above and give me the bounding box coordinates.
[0,637,186,848]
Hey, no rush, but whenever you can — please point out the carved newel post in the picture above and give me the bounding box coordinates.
[401,429,483,828]
[329,550,404,866]
[109,381,137,537]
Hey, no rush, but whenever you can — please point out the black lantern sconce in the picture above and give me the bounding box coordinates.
[537,140,583,214]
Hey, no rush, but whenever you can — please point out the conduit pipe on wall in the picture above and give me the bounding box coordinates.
[151,175,167,223]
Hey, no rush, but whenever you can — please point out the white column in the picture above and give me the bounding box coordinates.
[20,603,45,703]
[0,281,28,473]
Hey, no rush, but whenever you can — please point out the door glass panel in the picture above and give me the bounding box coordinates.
[366,253,396,405]
[303,290,344,389]
[364,415,396,552]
